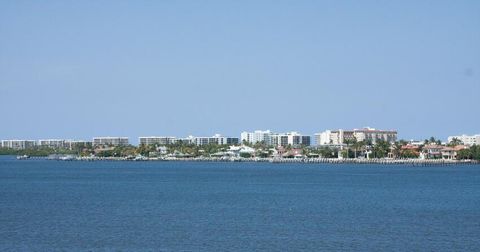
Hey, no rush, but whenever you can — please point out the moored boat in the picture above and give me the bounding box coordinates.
[16,155,30,160]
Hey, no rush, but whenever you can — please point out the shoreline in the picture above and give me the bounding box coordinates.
[16,155,480,166]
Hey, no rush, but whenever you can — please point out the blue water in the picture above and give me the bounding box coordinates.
[0,156,479,251]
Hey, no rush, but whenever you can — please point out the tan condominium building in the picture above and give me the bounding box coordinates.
[315,127,397,145]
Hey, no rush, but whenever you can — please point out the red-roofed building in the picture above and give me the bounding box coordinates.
[441,145,468,160]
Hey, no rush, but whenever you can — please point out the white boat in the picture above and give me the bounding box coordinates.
[60,155,76,161]
[16,155,30,160]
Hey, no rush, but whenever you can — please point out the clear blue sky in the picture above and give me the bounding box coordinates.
[1,1,479,143]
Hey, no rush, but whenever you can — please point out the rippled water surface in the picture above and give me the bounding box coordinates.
[1,156,479,251]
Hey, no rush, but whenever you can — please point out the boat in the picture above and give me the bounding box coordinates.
[60,155,76,161]
[16,155,30,160]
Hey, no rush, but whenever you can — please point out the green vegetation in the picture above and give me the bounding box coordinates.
[457,145,480,160]
[163,142,230,157]
[371,139,390,158]
[448,137,463,147]
[136,144,157,156]
[309,147,337,158]
[400,149,419,159]
[0,147,78,157]
[424,137,442,145]
[240,152,252,158]
[2,139,479,161]
[95,145,137,157]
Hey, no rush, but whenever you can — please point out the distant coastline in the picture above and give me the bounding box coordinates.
[10,155,480,166]
[2,129,480,162]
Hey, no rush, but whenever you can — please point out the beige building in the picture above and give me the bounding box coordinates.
[315,127,397,145]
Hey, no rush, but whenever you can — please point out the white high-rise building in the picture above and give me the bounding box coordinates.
[192,134,239,146]
[1,140,37,150]
[38,139,67,149]
[447,134,480,146]
[271,132,311,146]
[38,139,89,149]
[139,135,239,146]
[241,130,310,146]
[241,130,274,145]
[65,140,90,150]
[139,136,177,146]
[93,137,129,146]
[314,130,333,145]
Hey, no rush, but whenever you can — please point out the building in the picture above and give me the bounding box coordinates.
[315,127,397,145]
[38,139,67,149]
[352,127,397,143]
[315,130,333,145]
[1,140,37,150]
[192,134,239,146]
[241,130,310,147]
[192,136,215,146]
[93,137,129,146]
[2,139,89,150]
[227,145,256,157]
[173,137,194,145]
[421,145,444,159]
[38,139,91,149]
[241,130,274,145]
[65,140,91,150]
[139,136,177,146]
[271,132,311,147]
[447,134,480,146]
[420,144,468,160]
[441,145,468,160]
[224,137,240,145]
[280,148,305,159]
[408,140,425,146]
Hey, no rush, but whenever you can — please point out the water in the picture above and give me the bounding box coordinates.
[0,156,479,251]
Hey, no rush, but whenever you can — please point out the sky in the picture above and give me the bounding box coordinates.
[1,0,479,143]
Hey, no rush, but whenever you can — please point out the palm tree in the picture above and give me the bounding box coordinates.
[343,139,351,158]
[343,138,357,158]
[355,139,367,159]
[373,139,390,158]
[351,137,358,158]
[448,137,463,147]
[392,141,402,159]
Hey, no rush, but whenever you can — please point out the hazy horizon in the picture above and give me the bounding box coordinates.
[1,1,479,143]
